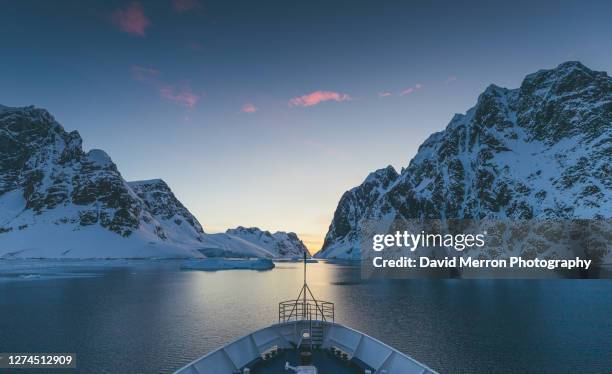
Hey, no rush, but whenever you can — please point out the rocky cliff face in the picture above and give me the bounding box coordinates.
[317,62,611,259]
[129,179,205,242]
[319,166,398,258]
[0,105,206,257]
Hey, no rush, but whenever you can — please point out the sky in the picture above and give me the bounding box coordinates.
[1,0,611,252]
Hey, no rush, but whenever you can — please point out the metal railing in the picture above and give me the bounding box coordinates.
[278,298,334,323]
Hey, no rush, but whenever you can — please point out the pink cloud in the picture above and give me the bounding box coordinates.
[446,76,457,83]
[172,0,201,12]
[242,103,258,113]
[159,85,199,108]
[112,2,150,37]
[131,65,159,82]
[289,91,351,107]
[131,66,200,108]
[378,92,392,98]
[400,83,423,96]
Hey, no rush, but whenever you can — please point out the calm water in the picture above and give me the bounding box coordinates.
[0,260,611,373]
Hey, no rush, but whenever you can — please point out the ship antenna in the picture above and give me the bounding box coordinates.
[303,252,307,286]
[278,250,334,325]
[303,252,307,318]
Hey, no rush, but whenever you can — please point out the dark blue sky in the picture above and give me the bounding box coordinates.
[1,0,611,250]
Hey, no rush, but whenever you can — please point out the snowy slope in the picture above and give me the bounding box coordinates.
[317,61,611,259]
[225,226,310,258]
[193,227,310,259]
[0,105,308,258]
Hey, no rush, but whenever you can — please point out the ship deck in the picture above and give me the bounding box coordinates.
[174,320,437,374]
[249,348,368,373]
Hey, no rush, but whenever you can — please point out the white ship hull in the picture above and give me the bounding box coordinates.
[174,320,437,374]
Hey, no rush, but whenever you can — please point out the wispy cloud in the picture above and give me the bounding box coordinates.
[159,85,199,108]
[400,83,422,96]
[446,76,457,84]
[131,65,200,108]
[289,91,351,107]
[242,103,258,113]
[378,92,392,98]
[112,2,150,37]
[172,0,201,12]
[131,66,159,82]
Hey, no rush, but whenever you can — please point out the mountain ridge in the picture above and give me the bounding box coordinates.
[226,226,311,258]
[0,105,309,259]
[316,61,611,259]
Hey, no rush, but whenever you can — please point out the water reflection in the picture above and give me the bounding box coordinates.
[0,260,610,373]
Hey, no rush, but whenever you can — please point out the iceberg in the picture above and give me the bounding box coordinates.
[274,257,319,263]
[180,258,275,271]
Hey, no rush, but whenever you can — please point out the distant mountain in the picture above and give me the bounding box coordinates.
[194,227,310,259]
[225,226,310,258]
[0,105,308,259]
[317,61,611,259]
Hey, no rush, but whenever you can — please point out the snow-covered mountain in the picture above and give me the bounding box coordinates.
[0,105,309,259]
[194,227,310,259]
[225,226,310,258]
[317,61,611,259]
